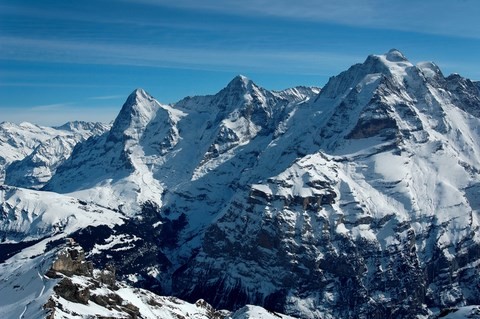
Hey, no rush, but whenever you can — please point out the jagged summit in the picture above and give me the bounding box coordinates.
[53,121,110,135]
[173,75,257,113]
[320,49,416,100]
[109,88,160,140]
[367,48,409,63]
[227,74,250,87]
[121,87,155,106]
[137,87,155,100]
[182,74,266,115]
[222,74,256,96]
[54,120,94,131]
[365,48,413,75]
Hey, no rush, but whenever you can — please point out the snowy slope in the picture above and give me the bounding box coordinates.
[230,305,296,319]
[0,185,123,243]
[0,122,62,183]
[430,306,480,319]
[0,185,123,319]
[0,238,60,319]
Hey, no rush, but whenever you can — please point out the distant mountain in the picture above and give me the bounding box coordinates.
[1,50,480,318]
[0,121,109,188]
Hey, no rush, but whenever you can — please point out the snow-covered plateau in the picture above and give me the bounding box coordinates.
[1,49,480,318]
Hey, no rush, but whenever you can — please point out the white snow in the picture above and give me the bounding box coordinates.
[434,306,480,319]
[230,305,297,319]
[89,234,139,255]
[0,186,123,242]
[0,238,61,319]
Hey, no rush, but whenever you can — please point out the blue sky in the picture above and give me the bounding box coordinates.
[1,0,479,125]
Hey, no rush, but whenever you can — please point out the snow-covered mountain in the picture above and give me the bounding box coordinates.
[2,49,480,318]
[175,50,480,318]
[44,77,319,214]
[0,121,109,188]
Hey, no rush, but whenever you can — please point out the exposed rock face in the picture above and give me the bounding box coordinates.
[195,299,231,319]
[48,241,93,277]
[46,241,117,310]
[53,278,91,305]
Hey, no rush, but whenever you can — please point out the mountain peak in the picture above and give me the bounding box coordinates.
[365,49,411,69]
[125,88,154,105]
[416,61,444,80]
[226,75,251,90]
[212,74,260,108]
[385,48,408,62]
[124,88,156,108]
[363,49,413,85]
[320,50,412,99]
[109,88,159,140]
[233,74,249,82]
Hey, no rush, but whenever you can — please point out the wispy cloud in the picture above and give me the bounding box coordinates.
[30,103,73,111]
[128,0,480,39]
[0,2,217,32]
[0,82,130,88]
[88,95,125,100]
[0,36,362,75]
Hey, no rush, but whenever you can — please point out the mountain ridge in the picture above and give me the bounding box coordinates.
[1,49,480,319]
[0,121,109,186]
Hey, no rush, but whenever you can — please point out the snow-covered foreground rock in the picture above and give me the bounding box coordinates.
[0,238,295,318]
[1,49,480,318]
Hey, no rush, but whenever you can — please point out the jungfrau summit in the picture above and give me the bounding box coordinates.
[1,49,480,319]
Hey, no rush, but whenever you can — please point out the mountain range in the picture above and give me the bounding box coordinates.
[1,49,480,319]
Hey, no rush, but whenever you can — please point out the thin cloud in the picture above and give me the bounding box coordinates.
[0,2,216,32]
[128,0,480,39]
[88,95,125,100]
[0,82,130,88]
[0,36,362,75]
[30,103,73,111]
